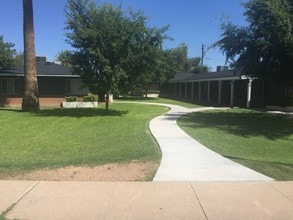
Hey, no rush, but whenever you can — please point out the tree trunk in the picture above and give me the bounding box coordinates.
[145,82,148,98]
[105,92,110,110]
[22,0,39,111]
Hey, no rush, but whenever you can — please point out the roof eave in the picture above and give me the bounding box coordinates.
[183,75,243,82]
[0,74,81,78]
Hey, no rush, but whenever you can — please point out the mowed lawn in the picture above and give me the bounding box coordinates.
[117,97,202,108]
[0,104,167,174]
[178,108,293,180]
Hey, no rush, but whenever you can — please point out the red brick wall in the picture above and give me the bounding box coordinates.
[40,97,66,107]
[0,97,22,107]
[0,96,67,108]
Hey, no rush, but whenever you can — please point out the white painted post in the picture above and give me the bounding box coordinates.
[247,78,253,108]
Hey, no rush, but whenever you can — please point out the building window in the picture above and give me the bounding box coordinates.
[0,78,21,95]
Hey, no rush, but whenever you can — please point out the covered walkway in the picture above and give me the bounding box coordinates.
[162,69,262,108]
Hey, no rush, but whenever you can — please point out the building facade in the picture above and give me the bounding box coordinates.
[161,68,292,108]
[0,62,88,107]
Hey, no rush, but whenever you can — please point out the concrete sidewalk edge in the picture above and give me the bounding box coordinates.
[1,181,292,220]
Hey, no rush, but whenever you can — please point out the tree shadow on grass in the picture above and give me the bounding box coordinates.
[179,110,293,140]
[0,108,128,118]
[0,108,21,112]
[33,108,129,118]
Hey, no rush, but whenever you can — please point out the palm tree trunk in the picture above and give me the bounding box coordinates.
[22,0,39,111]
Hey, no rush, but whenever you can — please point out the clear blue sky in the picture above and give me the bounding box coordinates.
[0,0,248,71]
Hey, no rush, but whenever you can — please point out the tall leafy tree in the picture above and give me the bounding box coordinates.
[56,50,73,67]
[165,43,190,73]
[216,0,293,86]
[0,36,23,68]
[65,0,169,108]
[165,43,209,74]
[118,25,170,97]
[22,0,39,111]
[189,57,210,73]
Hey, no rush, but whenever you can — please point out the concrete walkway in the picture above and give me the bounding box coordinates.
[1,180,293,220]
[135,103,273,181]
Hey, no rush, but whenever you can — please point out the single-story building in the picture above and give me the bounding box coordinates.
[0,61,88,107]
[160,67,293,109]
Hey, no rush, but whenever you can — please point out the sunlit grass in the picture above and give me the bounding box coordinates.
[117,96,202,108]
[178,108,293,180]
[0,104,167,174]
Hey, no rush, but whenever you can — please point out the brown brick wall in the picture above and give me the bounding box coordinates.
[0,96,67,108]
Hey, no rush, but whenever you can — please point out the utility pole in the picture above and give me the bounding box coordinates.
[201,44,205,68]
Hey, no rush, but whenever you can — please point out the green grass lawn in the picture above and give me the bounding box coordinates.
[0,103,167,174]
[178,108,293,180]
[117,97,202,108]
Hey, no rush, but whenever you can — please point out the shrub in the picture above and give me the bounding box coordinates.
[146,89,160,94]
[83,94,99,102]
[65,96,77,102]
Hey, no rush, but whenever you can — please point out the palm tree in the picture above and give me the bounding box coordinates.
[22,0,39,111]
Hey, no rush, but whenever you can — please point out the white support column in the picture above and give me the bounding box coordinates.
[191,82,194,100]
[230,80,235,107]
[247,78,253,108]
[218,81,222,105]
[207,81,210,103]
[198,82,201,102]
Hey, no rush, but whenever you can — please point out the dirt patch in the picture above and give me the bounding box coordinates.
[1,161,159,182]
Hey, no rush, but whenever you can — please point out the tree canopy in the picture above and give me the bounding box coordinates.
[164,43,209,75]
[64,0,208,106]
[216,0,293,86]
[65,0,172,108]
[0,35,23,68]
[56,50,73,67]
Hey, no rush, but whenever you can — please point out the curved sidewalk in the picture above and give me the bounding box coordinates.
[147,103,274,181]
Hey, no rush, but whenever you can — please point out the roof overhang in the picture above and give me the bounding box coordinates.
[168,69,254,83]
[38,74,81,78]
[183,75,243,82]
[0,74,81,78]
